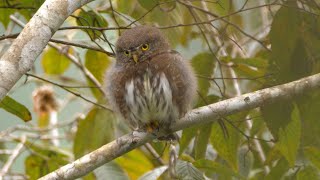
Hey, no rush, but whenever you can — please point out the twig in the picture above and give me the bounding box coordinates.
[144,143,165,165]
[25,73,111,111]
[0,136,26,177]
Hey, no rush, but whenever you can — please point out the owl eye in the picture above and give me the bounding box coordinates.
[141,44,149,51]
[124,50,130,56]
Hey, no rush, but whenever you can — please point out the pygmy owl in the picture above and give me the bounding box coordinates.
[105,26,197,139]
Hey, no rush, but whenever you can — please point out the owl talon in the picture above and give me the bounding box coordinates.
[145,121,160,134]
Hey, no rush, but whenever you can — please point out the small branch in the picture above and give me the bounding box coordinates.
[0,136,26,177]
[9,15,109,99]
[144,143,165,165]
[0,150,13,155]
[25,73,111,111]
[40,72,320,180]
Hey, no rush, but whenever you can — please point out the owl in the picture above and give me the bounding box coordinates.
[105,26,197,139]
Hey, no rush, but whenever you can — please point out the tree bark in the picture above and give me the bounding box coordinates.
[39,73,320,180]
[0,0,94,100]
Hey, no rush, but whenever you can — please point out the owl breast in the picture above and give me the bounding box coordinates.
[124,68,179,129]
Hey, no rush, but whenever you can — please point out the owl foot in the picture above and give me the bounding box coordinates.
[145,121,160,134]
[158,133,179,142]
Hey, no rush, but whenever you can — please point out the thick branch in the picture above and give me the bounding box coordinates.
[0,0,94,100]
[40,73,320,180]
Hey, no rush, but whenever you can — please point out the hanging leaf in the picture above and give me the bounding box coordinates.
[275,105,301,167]
[210,120,241,171]
[261,100,293,139]
[179,126,198,155]
[0,96,31,122]
[115,149,154,179]
[138,0,158,10]
[194,159,243,179]
[297,91,320,148]
[264,158,289,180]
[73,107,115,158]
[85,50,111,100]
[76,9,108,40]
[194,123,212,160]
[269,1,300,82]
[42,47,71,75]
[191,53,216,98]
[25,147,70,179]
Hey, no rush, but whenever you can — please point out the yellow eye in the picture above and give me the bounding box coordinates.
[124,50,130,56]
[141,44,149,51]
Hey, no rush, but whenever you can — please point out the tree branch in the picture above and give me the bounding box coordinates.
[0,0,94,100]
[40,73,320,180]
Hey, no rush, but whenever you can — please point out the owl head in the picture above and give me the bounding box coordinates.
[115,25,170,65]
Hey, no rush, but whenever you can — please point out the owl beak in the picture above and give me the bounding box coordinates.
[132,54,139,63]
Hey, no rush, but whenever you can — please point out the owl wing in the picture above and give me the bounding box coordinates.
[152,50,197,117]
[104,63,136,127]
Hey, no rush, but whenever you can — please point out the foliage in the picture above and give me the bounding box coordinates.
[0,0,320,179]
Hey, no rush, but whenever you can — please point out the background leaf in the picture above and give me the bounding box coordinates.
[85,50,111,100]
[41,47,71,75]
[0,96,31,122]
[73,107,115,158]
[275,105,301,167]
[76,9,108,40]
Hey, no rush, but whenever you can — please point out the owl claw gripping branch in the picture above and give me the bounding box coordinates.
[105,25,197,141]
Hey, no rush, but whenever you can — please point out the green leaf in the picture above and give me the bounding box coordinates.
[265,158,289,180]
[270,1,300,82]
[76,10,108,40]
[0,0,44,27]
[138,166,168,180]
[276,105,301,167]
[115,149,154,179]
[41,47,71,75]
[297,79,320,149]
[269,1,319,83]
[0,9,14,28]
[25,149,69,179]
[138,0,158,10]
[176,160,205,180]
[73,107,115,158]
[297,166,320,180]
[94,162,129,180]
[304,147,320,170]
[85,50,111,100]
[261,100,293,139]
[180,94,219,155]
[179,126,198,155]
[193,159,243,179]
[300,14,320,66]
[210,121,241,171]
[191,53,216,97]
[0,96,31,122]
[194,123,212,160]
